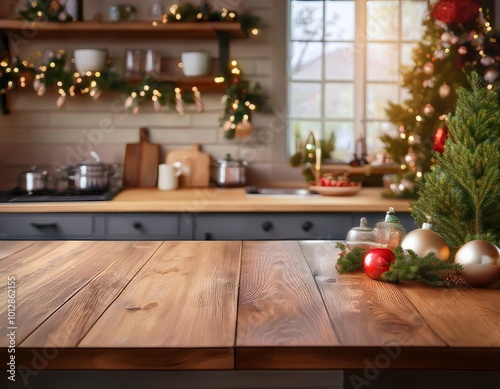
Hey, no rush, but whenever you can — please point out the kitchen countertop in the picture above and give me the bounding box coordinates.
[2,240,498,373]
[0,187,412,213]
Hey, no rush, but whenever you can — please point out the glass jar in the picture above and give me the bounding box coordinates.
[345,217,378,251]
[373,207,406,250]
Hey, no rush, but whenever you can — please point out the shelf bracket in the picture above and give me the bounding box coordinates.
[216,30,230,81]
[0,31,10,115]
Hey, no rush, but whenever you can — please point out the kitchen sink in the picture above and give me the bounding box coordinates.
[245,186,317,196]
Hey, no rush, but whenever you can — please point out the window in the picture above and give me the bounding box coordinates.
[288,0,428,162]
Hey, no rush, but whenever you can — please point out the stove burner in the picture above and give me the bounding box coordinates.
[0,187,122,202]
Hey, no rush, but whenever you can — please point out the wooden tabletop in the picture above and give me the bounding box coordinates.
[0,187,412,213]
[1,240,498,371]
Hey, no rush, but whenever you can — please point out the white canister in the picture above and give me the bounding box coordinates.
[181,52,211,76]
[158,163,182,190]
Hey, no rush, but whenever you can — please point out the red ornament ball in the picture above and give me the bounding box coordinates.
[362,248,396,281]
[433,126,448,154]
[432,0,480,25]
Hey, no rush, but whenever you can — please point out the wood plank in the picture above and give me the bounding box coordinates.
[299,241,445,346]
[0,241,144,346]
[236,347,500,370]
[237,241,339,347]
[20,241,162,348]
[79,241,241,352]
[16,348,233,371]
[0,241,36,261]
[398,282,500,347]
[0,188,412,213]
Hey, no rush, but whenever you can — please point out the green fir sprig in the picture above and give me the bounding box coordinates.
[335,243,464,287]
[381,247,463,287]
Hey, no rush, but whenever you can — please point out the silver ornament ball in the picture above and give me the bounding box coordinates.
[454,240,500,288]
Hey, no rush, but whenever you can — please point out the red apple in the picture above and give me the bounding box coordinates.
[362,248,396,280]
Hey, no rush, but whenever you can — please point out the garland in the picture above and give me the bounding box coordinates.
[335,243,466,287]
[18,0,74,22]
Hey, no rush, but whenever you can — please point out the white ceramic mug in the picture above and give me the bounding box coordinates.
[158,163,182,190]
[181,52,211,76]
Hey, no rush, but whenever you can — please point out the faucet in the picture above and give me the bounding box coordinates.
[305,130,321,183]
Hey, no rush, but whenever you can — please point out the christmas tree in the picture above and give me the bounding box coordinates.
[382,0,499,197]
[411,72,500,250]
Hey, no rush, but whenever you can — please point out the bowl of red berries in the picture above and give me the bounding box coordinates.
[309,174,361,196]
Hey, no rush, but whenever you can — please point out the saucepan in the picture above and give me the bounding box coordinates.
[211,154,248,187]
[59,151,115,192]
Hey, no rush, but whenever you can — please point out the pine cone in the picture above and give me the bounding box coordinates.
[442,271,468,288]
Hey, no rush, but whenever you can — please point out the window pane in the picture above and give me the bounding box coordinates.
[290,82,322,118]
[291,1,324,41]
[325,83,354,119]
[366,1,399,41]
[366,121,397,159]
[366,43,399,82]
[291,42,323,81]
[325,42,354,80]
[366,83,399,119]
[401,43,417,67]
[326,121,355,162]
[401,1,427,41]
[325,1,355,41]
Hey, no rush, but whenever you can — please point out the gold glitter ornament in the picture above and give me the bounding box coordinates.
[454,240,500,288]
[401,218,450,261]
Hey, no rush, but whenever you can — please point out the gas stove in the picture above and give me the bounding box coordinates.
[0,187,122,203]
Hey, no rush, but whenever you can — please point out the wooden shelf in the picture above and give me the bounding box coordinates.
[0,20,246,40]
[126,74,226,92]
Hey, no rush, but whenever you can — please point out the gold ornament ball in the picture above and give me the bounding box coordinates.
[454,240,500,288]
[235,120,254,139]
[401,228,450,261]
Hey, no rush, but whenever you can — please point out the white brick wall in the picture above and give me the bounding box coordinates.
[0,1,303,190]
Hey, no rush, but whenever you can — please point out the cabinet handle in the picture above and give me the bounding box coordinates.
[302,221,314,232]
[133,222,144,231]
[30,222,59,231]
[205,233,212,240]
[261,221,273,232]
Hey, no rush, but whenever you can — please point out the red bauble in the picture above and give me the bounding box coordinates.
[362,248,396,281]
[433,126,448,154]
[432,0,480,25]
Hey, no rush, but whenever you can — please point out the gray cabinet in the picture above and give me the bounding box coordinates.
[194,213,351,240]
[105,213,192,240]
[0,212,414,241]
[0,213,94,240]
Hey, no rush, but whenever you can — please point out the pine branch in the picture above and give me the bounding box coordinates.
[335,243,365,273]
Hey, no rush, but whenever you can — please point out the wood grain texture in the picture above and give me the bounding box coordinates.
[16,348,234,370]
[80,241,241,350]
[0,187,412,213]
[0,241,141,346]
[237,241,339,347]
[123,127,161,188]
[0,241,36,261]
[299,241,445,347]
[165,144,211,188]
[20,242,162,348]
[398,282,500,347]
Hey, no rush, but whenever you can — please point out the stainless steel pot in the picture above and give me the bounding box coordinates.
[17,166,48,193]
[68,162,113,192]
[211,154,248,187]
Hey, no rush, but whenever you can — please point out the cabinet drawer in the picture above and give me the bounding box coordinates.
[194,213,351,240]
[0,214,93,240]
[105,213,191,240]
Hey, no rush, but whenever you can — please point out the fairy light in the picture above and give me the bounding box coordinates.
[144,85,150,91]
[90,81,97,88]
[95,71,101,77]
[86,71,92,77]
[251,28,259,36]
[408,135,415,143]
[416,115,422,122]
[49,62,56,68]
[214,77,225,83]
[139,91,146,97]
[400,133,406,139]
[152,21,158,26]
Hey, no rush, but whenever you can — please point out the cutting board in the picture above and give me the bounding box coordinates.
[123,127,161,187]
[165,144,210,187]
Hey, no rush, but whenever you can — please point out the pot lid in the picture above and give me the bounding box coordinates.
[215,154,248,167]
